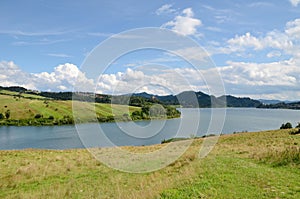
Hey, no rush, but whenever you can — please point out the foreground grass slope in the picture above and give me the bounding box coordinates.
[0,94,140,125]
[0,129,299,198]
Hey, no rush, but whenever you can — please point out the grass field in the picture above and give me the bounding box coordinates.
[0,129,299,198]
[0,94,140,121]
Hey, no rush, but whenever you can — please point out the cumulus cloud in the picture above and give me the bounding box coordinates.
[0,61,94,91]
[228,32,264,50]
[222,18,300,57]
[156,4,176,15]
[285,18,300,39]
[216,59,300,100]
[95,58,300,100]
[0,61,37,89]
[220,60,300,87]
[1,59,300,100]
[289,0,300,7]
[162,8,202,36]
[96,67,209,95]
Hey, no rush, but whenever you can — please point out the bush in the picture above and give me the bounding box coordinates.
[280,122,293,129]
[48,115,54,120]
[34,114,43,119]
[5,110,10,119]
[290,128,300,135]
[0,113,4,120]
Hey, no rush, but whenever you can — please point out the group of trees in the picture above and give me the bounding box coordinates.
[130,104,180,120]
[0,110,10,120]
[280,122,300,135]
[279,122,300,129]
[0,115,74,126]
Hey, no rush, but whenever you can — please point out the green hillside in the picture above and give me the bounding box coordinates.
[0,94,140,125]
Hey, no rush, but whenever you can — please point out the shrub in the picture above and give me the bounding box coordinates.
[290,129,300,135]
[0,113,4,120]
[5,110,10,119]
[280,122,293,129]
[48,115,54,120]
[34,114,43,119]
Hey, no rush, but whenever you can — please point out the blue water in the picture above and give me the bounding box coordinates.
[0,108,299,150]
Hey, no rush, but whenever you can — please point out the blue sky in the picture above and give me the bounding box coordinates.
[1,0,300,100]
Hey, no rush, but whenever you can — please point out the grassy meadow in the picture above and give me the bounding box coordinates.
[0,129,299,198]
[0,93,140,125]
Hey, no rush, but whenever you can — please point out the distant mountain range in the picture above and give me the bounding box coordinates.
[132,91,261,108]
[1,86,299,109]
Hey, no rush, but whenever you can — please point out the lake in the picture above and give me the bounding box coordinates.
[0,108,299,150]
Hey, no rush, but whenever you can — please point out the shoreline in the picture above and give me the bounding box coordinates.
[1,128,298,151]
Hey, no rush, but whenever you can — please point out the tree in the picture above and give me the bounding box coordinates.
[280,122,292,129]
[5,110,10,119]
[0,113,4,120]
[296,122,300,128]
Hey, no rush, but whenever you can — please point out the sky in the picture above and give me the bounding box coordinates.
[1,0,300,100]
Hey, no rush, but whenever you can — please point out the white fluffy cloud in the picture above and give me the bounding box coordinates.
[216,58,300,100]
[220,60,300,87]
[285,18,300,39]
[227,31,292,53]
[228,32,264,50]
[0,61,37,89]
[1,59,300,100]
[162,8,202,36]
[223,18,300,57]
[289,0,300,7]
[0,61,94,91]
[95,67,209,95]
[95,59,300,100]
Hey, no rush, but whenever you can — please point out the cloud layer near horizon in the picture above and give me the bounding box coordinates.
[1,58,300,100]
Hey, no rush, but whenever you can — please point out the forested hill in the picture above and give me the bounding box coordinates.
[257,101,300,110]
[0,86,264,108]
[132,91,262,108]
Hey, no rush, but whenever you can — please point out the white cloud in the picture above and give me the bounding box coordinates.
[156,4,176,15]
[1,59,300,100]
[96,67,208,95]
[0,61,37,90]
[248,2,274,7]
[222,18,300,57]
[0,61,94,91]
[285,18,300,39]
[228,32,264,50]
[215,59,300,100]
[162,8,202,36]
[289,0,300,7]
[220,60,300,87]
[47,53,73,58]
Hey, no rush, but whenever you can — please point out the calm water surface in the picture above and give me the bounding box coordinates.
[0,108,299,150]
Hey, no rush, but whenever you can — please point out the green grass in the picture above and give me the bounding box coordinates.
[0,94,140,121]
[0,129,299,198]
[0,90,46,99]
